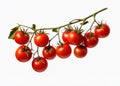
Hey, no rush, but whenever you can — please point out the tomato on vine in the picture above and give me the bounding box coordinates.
[34,33,49,47]
[84,32,99,48]
[74,45,88,58]
[15,45,32,62]
[94,24,110,38]
[67,30,84,45]
[32,57,48,72]
[42,46,56,60]
[62,30,70,43]
[14,30,29,45]
[8,8,110,73]
[56,43,72,59]
[62,28,72,43]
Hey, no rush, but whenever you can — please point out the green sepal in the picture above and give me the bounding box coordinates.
[32,24,36,31]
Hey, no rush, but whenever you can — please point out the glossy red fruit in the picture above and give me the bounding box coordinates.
[32,57,48,72]
[42,46,56,60]
[56,43,72,59]
[62,30,70,43]
[94,24,110,38]
[14,30,29,45]
[67,30,84,45]
[15,45,32,62]
[74,45,87,58]
[84,32,99,48]
[34,33,49,47]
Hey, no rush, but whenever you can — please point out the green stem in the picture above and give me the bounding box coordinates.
[49,33,58,43]
[93,14,100,26]
[85,20,95,33]
[83,8,107,21]
[57,8,107,29]
[18,24,32,29]
[26,31,36,47]
[36,47,40,57]
[18,8,107,31]
[57,29,62,44]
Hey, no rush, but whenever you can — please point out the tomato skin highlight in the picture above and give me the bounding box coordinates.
[74,45,88,58]
[84,32,99,48]
[14,30,29,45]
[94,24,110,38]
[56,44,72,59]
[32,57,48,72]
[15,45,32,62]
[42,46,56,60]
[67,30,84,45]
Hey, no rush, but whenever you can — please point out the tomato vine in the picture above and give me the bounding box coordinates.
[8,8,110,73]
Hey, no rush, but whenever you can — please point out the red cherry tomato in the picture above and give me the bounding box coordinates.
[74,45,88,58]
[62,30,70,43]
[15,45,32,62]
[14,30,29,45]
[67,30,84,45]
[32,57,48,72]
[94,24,110,38]
[56,43,72,59]
[34,33,49,47]
[84,32,99,48]
[42,46,56,60]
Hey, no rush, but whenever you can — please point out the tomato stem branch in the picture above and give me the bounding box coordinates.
[49,33,58,43]
[18,8,107,32]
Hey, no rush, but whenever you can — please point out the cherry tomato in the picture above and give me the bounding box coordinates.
[42,46,56,60]
[62,30,70,43]
[56,43,72,59]
[14,30,29,45]
[67,30,84,45]
[94,24,110,38]
[15,45,32,62]
[32,57,48,72]
[34,33,49,47]
[84,32,99,48]
[74,45,87,58]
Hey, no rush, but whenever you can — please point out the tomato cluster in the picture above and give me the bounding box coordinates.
[8,8,110,73]
[12,23,110,73]
[62,24,110,58]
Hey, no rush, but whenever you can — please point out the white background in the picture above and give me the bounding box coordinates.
[0,0,119,86]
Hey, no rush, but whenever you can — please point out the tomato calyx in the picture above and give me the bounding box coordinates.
[57,41,64,47]
[21,46,32,56]
[34,57,47,65]
[64,25,73,32]
[86,32,94,38]
[74,26,84,34]
[45,46,52,51]
[44,45,54,53]
[35,57,43,62]
[21,29,28,35]
[96,24,102,29]
[35,30,45,34]
[21,46,29,51]
[79,44,85,48]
